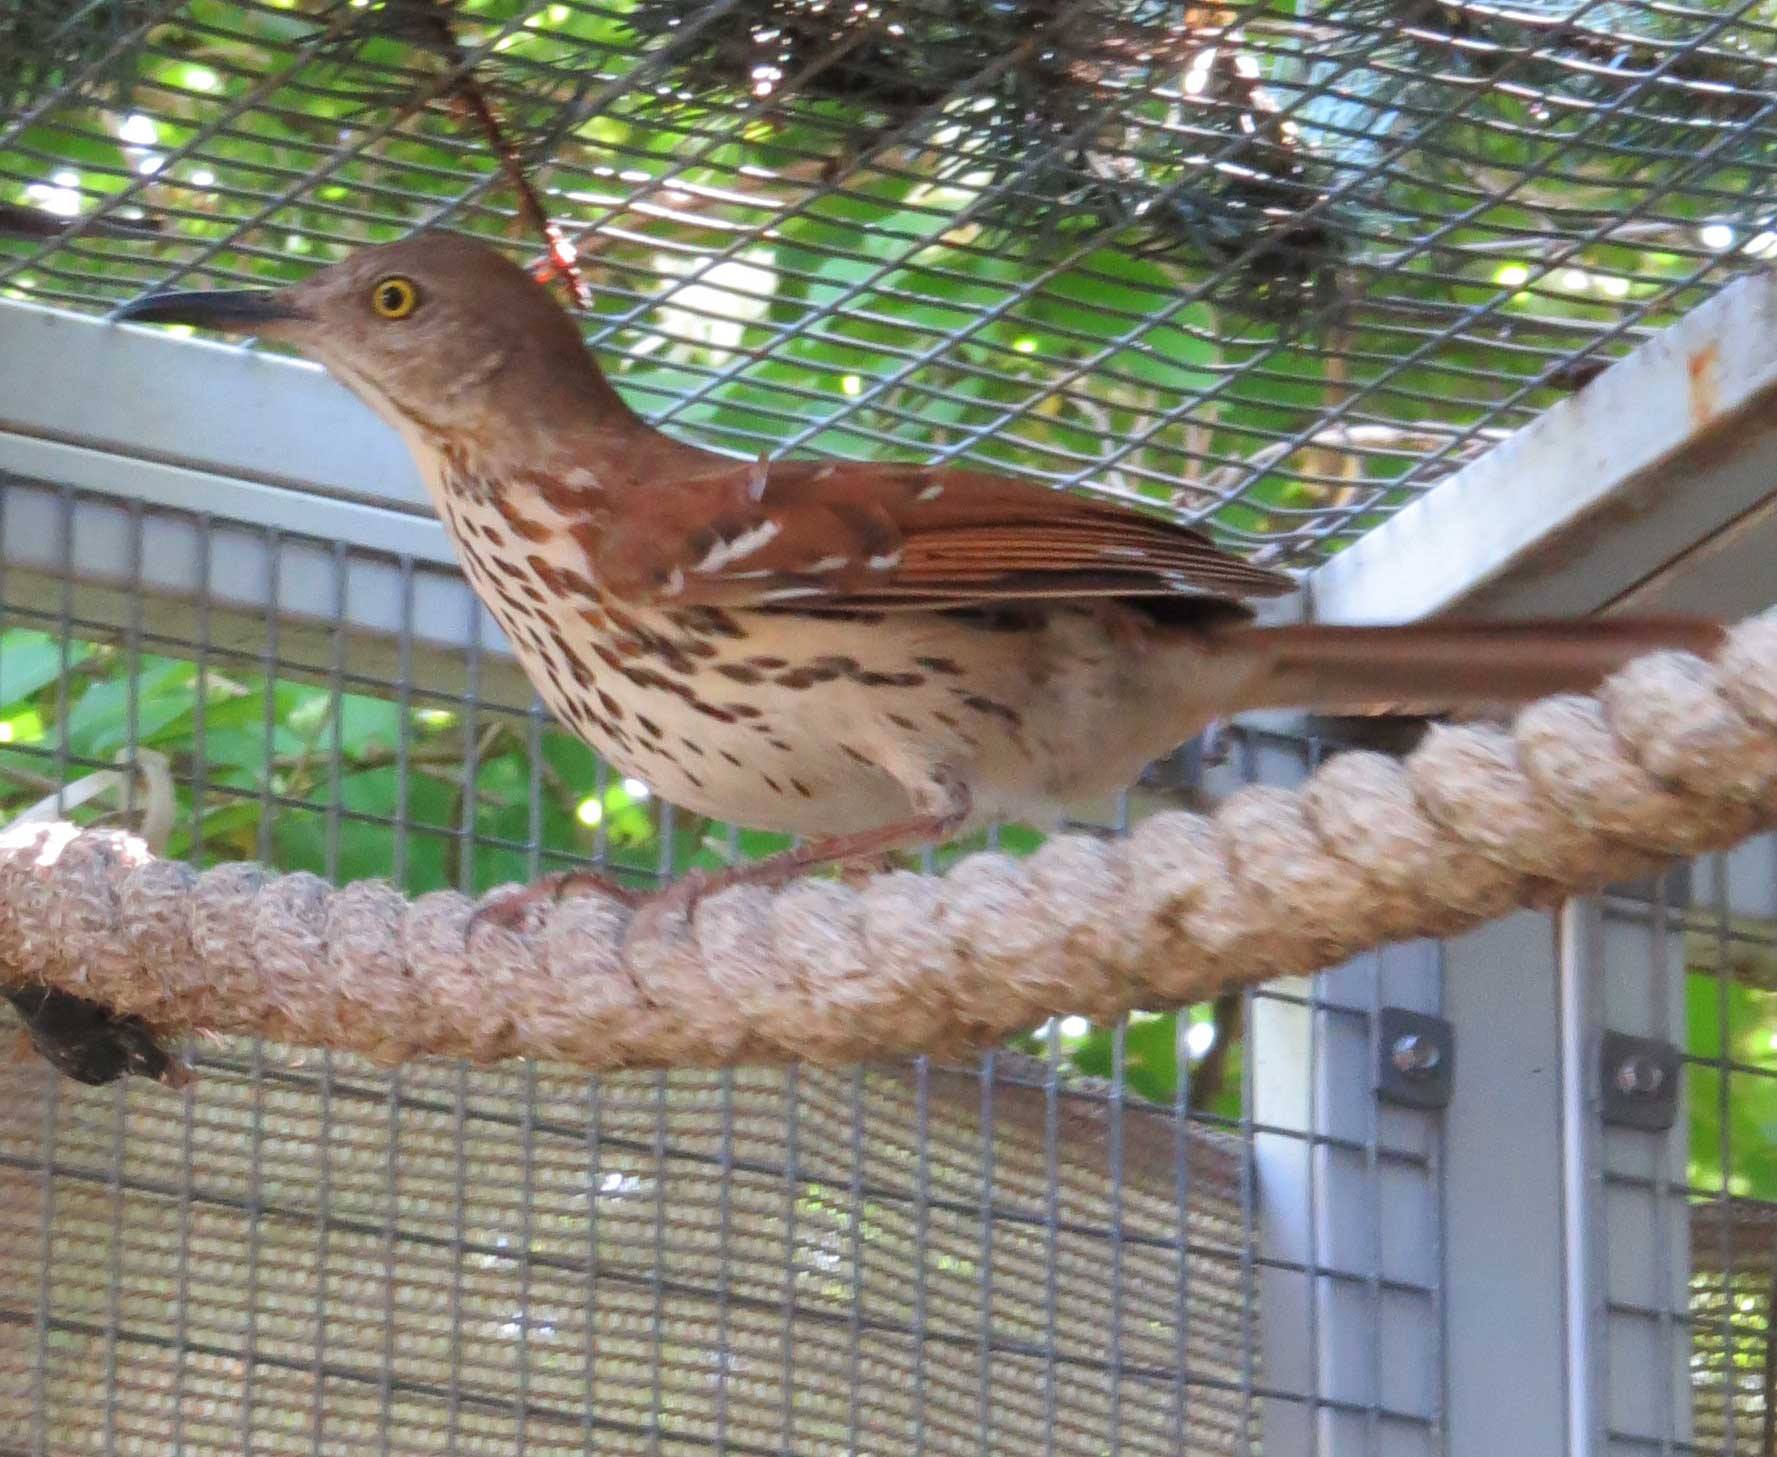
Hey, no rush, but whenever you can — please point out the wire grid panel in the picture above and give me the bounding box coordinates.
[1559,840,1777,1457]
[0,1051,1256,1456]
[1226,732,1446,1457]
[1640,837,1777,1457]
[1249,963,1448,1453]
[3,0,1777,564]
[1,1,1766,1450]
[0,482,1449,1452]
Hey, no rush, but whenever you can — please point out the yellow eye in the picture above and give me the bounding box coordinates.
[370,275,420,320]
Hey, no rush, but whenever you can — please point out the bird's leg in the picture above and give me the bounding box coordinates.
[471,779,970,937]
[840,855,899,888]
[468,816,950,939]
[628,794,971,937]
[668,771,971,905]
[688,806,969,899]
[467,862,647,937]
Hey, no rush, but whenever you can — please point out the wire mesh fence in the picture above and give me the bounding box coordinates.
[0,494,1452,1453]
[1615,843,1777,1457]
[0,1050,1260,1455]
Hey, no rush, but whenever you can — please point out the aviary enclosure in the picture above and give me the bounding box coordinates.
[3,1,1777,1452]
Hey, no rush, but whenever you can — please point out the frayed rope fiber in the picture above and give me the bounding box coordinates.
[5,613,1777,1072]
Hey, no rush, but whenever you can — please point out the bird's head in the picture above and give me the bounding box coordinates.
[114,232,624,447]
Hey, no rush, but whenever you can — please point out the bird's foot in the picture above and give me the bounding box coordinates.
[469,809,961,944]
[465,861,758,945]
[626,849,897,939]
[627,804,968,936]
[839,854,898,887]
[467,865,644,940]
[624,868,715,944]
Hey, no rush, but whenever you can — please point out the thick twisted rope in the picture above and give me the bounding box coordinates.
[4,613,1776,1074]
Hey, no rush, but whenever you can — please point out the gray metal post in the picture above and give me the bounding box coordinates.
[1441,911,1569,1457]
[1559,883,1693,1456]
[1558,900,1605,1457]
[1241,730,1445,1456]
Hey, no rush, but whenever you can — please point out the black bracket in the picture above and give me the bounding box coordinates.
[1377,1007,1454,1110]
[1599,1031,1680,1132]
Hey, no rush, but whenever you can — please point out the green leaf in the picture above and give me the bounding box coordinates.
[684,825,792,873]
[63,658,196,759]
[333,696,405,759]
[1687,971,1777,1198]
[1069,1015,1183,1104]
[0,630,92,709]
[541,730,602,791]
[164,798,270,862]
[272,764,456,894]
[146,684,307,768]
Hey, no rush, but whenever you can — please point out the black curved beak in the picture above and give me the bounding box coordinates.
[110,287,307,334]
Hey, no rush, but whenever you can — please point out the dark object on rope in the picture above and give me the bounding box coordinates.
[6,982,183,1087]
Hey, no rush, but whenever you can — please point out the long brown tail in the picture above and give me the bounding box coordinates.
[1209,617,1727,716]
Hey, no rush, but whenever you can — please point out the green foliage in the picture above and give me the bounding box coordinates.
[0,626,667,896]
[1011,1006,1243,1119]
[0,0,166,114]
[1687,972,1777,1200]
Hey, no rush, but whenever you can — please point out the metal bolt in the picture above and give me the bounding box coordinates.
[1391,1033,1441,1078]
[1613,1053,1666,1097]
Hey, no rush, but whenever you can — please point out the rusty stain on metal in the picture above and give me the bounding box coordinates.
[1689,341,1721,426]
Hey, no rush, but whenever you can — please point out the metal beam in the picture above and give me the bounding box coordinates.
[1,299,431,523]
[0,471,538,711]
[1306,269,1777,624]
[0,299,536,709]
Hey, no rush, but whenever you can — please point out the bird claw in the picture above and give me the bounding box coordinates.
[466,864,726,948]
[466,847,881,947]
[624,869,711,943]
[465,867,642,942]
[839,854,899,886]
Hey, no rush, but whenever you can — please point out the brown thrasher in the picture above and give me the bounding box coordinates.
[117,234,1720,916]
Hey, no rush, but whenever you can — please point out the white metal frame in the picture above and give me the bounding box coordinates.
[1308,268,1777,625]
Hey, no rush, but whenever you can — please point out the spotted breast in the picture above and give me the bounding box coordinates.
[419,448,1202,840]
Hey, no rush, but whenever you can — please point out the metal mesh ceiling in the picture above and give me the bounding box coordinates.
[4,0,1776,565]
